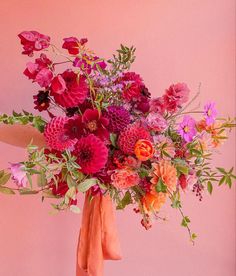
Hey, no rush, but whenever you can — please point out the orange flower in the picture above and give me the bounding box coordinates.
[142,191,167,212]
[134,139,155,161]
[150,160,177,192]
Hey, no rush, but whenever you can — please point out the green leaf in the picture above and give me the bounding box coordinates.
[66,174,77,188]
[0,186,15,195]
[216,167,226,174]
[116,191,132,210]
[155,178,167,193]
[65,186,76,199]
[77,178,97,193]
[70,205,81,214]
[0,172,11,185]
[207,181,213,194]
[191,233,197,240]
[19,189,39,195]
[110,133,117,148]
[181,216,190,227]
[219,176,226,186]
[176,165,189,175]
[37,172,47,187]
[0,170,4,179]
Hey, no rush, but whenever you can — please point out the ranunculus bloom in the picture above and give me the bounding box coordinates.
[9,163,28,188]
[18,31,50,56]
[82,109,109,141]
[62,37,88,55]
[150,160,177,192]
[178,115,197,142]
[164,83,190,112]
[50,70,88,108]
[204,102,217,125]
[146,112,167,132]
[134,139,155,161]
[24,54,53,88]
[111,168,140,189]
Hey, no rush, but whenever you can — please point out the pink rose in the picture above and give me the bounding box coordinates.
[18,31,50,56]
[24,54,53,88]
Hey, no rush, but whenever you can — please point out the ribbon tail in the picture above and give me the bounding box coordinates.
[76,193,122,276]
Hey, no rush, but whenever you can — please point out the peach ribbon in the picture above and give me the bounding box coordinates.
[76,192,122,276]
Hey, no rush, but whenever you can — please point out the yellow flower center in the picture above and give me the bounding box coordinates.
[87,120,97,131]
[184,126,189,133]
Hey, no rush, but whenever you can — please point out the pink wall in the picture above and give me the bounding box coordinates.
[0,1,235,275]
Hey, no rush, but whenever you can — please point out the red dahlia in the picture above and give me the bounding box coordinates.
[118,124,151,155]
[73,134,108,174]
[44,117,77,151]
[106,106,130,133]
[50,70,88,108]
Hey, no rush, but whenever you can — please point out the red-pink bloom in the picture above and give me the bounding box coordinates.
[9,163,28,188]
[164,83,190,113]
[50,70,88,108]
[18,31,50,56]
[24,54,53,88]
[149,97,166,114]
[82,109,109,141]
[44,117,77,151]
[64,115,84,139]
[62,37,88,55]
[74,134,108,174]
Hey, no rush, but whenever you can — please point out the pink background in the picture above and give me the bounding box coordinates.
[0,1,235,275]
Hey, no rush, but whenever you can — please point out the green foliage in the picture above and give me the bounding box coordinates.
[155,178,167,193]
[217,167,235,188]
[181,216,191,227]
[116,191,132,210]
[77,178,97,193]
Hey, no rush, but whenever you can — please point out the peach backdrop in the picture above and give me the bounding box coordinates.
[0,0,235,275]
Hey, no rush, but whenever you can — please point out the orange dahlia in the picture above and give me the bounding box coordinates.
[150,160,177,192]
[142,191,167,213]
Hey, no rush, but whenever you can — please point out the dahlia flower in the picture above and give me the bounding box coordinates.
[44,117,77,151]
[50,70,88,108]
[150,160,177,192]
[142,190,167,213]
[106,106,130,133]
[74,134,108,174]
[118,124,151,155]
[64,115,84,139]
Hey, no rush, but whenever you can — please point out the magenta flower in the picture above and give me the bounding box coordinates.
[62,37,88,55]
[18,31,50,56]
[178,115,197,142]
[9,163,28,188]
[204,102,217,125]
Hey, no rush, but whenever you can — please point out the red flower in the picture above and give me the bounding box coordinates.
[24,54,53,88]
[18,31,50,56]
[163,83,190,113]
[149,97,166,114]
[82,109,109,141]
[44,117,77,151]
[62,37,88,55]
[64,115,84,139]
[179,174,188,190]
[50,70,88,108]
[74,134,108,174]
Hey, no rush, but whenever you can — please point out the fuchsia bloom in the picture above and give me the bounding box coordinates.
[9,163,27,188]
[44,117,77,151]
[204,102,217,125]
[18,31,50,56]
[178,115,197,142]
[62,37,88,55]
[64,115,84,139]
[164,83,190,112]
[149,97,166,114]
[50,70,88,108]
[106,106,130,133]
[24,54,53,88]
[82,109,109,141]
[74,134,108,174]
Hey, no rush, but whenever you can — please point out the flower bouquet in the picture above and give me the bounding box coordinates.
[0,30,235,275]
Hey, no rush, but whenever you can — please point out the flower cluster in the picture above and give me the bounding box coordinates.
[1,30,235,243]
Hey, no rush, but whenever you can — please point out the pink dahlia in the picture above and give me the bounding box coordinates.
[73,134,108,174]
[18,31,50,56]
[164,83,190,113]
[118,124,151,155]
[44,117,77,151]
[50,70,88,108]
[24,54,53,88]
[82,109,109,141]
[106,106,130,133]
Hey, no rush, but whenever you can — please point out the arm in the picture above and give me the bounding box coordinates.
[0,124,46,148]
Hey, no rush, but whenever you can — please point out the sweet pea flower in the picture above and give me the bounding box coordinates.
[18,31,50,56]
[178,115,197,142]
[62,37,88,55]
[9,163,28,188]
[204,102,217,125]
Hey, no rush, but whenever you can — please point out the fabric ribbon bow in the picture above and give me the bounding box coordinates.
[76,192,122,276]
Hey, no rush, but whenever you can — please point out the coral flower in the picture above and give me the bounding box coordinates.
[50,70,88,108]
[134,139,155,161]
[74,134,108,174]
[142,191,167,213]
[111,168,140,189]
[150,160,177,192]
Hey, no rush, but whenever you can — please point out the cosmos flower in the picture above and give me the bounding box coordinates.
[204,102,217,125]
[178,115,197,142]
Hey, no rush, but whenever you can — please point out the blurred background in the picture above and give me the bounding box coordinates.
[0,0,235,275]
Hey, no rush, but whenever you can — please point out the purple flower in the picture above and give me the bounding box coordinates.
[9,163,28,188]
[178,115,197,142]
[204,102,217,125]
